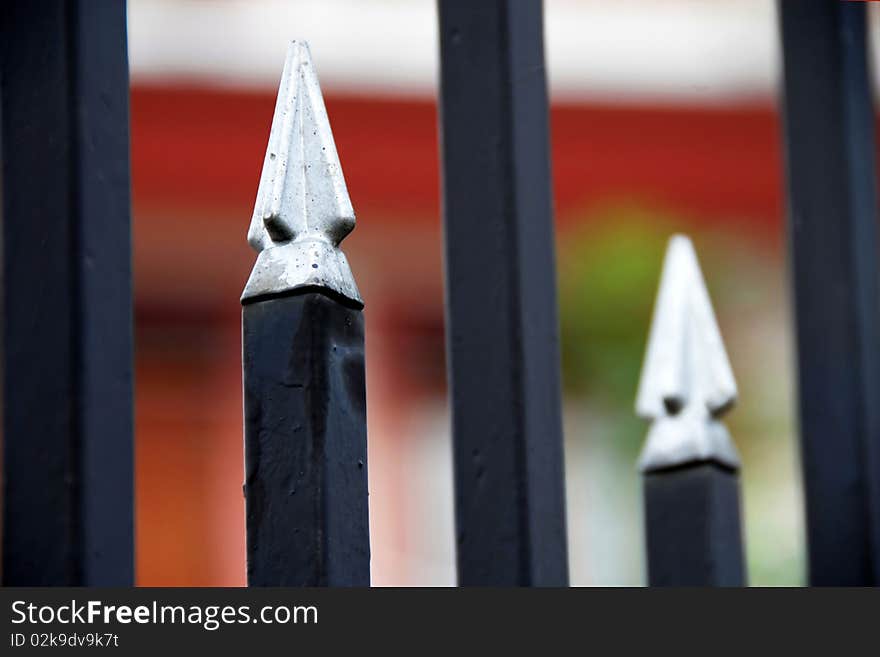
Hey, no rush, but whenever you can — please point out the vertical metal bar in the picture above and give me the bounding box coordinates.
[636,236,746,587]
[242,42,370,586]
[643,465,745,587]
[437,0,568,586]
[0,0,134,585]
[243,294,369,586]
[778,0,880,585]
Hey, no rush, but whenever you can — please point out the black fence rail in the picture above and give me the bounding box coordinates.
[778,0,880,587]
[437,0,569,587]
[1,0,133,586]
[1,0,879,587]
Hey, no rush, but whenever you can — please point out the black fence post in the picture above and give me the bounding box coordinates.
[0,0,134,585]
[778,0,880,585]
[242,42,370,586]
[636,236,746,586]
[436,0,568,586]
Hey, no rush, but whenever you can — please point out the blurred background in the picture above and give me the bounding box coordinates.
[127,0,875,586]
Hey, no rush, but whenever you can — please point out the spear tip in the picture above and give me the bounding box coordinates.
[635,234,737,418]
[635,234,740,472]
[242,40,360,306]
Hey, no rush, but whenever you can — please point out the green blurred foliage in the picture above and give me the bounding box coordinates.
[557,205,676,404]
[556,204,684,454]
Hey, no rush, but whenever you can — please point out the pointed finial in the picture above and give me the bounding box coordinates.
[242,41,362,306]
[635,235,740,473]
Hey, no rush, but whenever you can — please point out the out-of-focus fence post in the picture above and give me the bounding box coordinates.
[778,0,880,585]
[241,42,370,586]
[0,0,134,586]
[636,236,746,586]
[436,0,569,586]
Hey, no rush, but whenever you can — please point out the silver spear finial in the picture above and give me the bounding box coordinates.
[635,235,740,473]
[242,41,362,306]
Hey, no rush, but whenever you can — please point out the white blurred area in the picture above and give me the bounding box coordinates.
[124,0,880,103]
[130,0,782,103]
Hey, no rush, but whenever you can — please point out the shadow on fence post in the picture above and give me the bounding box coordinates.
[778,0,880,585]
[0,0,134,586]
[241,42,370,587]
[636,236,746,586]
[436,0,569,586]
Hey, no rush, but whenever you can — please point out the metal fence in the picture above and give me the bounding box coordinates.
[1,0,879,587]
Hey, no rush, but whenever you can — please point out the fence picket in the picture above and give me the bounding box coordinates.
[636,236,746,586]
[241,42,370,586]
[437,0,569,586]
[0,0,134,586]
[778,0,880,585]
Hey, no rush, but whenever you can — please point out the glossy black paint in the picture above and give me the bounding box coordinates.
[243,292,370,586]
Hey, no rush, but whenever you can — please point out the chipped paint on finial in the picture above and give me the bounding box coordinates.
[242,41,361,306]
[635,235,740,473]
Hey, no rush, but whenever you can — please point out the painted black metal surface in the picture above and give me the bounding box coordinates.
[437,0,568,586]
[1,0,134,585]
[243,291,370,586]
[778,0,880,585]
[643,463,745,587]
